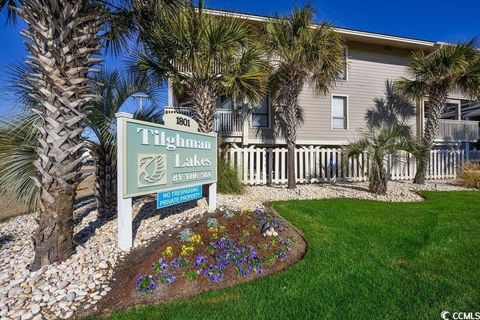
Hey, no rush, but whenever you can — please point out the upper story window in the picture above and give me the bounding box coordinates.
[338,47,348,81]
[216,96,233,109]
[251,97,270,128]
[332,95,348,129]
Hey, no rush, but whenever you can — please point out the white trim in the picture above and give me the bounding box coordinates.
[331,94,349,130]
[338,46,349,81]
[250,96,272,129]
[203,9,438,49]
[335,27,436,48]
[241,138,351,145]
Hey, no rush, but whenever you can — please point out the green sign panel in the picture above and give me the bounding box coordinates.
[120,117,217,198]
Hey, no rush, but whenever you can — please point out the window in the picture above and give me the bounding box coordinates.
[338,47,348,80]
[332,95,348,129]
[216,95,233,109]
[251,97,270,128]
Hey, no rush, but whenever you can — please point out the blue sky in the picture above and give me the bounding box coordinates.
[0,0,478,115]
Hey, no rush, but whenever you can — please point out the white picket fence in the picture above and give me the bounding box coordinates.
[225,146,465,185]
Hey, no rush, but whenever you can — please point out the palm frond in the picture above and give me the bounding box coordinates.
[395,77,428,101]
[0,112,40,210]
[0,0,19,23]
[131,0,268,129]
[88,68,162,154]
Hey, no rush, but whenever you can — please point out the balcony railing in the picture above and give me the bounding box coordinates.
[437,119,479,142]
[164,106,243,136]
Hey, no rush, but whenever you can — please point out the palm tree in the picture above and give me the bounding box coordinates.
[132,0,270,133]
[88,69,162,220]
[0,69,162,220]
[1,0,181,270]
[343,124,413,194]
[396,40,480,184]
[343,82,415,194]
[0,0,105,270]
[265,5,345,189]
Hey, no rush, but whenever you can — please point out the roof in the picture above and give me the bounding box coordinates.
[204,8,439,50]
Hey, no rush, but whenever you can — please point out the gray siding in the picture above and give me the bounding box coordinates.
[249,41,415,145]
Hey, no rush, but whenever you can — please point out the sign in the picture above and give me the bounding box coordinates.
[156,185,202,209]
[119,114,217,198]
[115,112,218,251]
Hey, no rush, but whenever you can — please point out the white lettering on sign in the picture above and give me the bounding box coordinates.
[137,128,212,151]
[175,154,212,168]
[172,171,212,183]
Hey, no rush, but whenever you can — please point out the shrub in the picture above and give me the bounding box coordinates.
[206,217,218,228]
[217,156,244,194]
[178,228,193,242]
[457,162,480,189]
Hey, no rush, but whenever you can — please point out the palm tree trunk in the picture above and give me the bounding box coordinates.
[369,162,388,194]
[286,106,297,189]
[18,0,102,270]
[31,189,75,269]
[191,83,216,133]
[281,75,302,190]
[94,149,117,220]
[414,88,448,184]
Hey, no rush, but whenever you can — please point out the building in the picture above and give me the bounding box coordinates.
[165,9,479,150]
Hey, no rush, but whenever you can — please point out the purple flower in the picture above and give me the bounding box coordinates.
[136,275,157,293]
[152,258,169,272]
[204,264,225,283]
[194,255,208,267]
[159,272,177,285]
[170,257,188,269]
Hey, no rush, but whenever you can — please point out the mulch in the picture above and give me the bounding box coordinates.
[75,207,307,319]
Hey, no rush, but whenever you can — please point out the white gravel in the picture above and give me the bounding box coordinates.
[0,197,207,320]
[0,179,473,319]
[218,180,473,211]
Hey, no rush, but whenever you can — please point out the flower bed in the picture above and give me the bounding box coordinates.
[135,209,298,294]
[86,207,306,315]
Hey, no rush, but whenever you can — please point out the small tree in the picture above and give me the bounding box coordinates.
[265,5,345,189]
[343,82,415,194]
[88,69,162,220]
[1,69,162,221]
[396,40,480,184]
[131,0,269,133]
[343,124,413,194]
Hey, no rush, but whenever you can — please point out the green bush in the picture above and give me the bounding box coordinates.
[217,156,244,194]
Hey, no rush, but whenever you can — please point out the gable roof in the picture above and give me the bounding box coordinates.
[204,8,439,50]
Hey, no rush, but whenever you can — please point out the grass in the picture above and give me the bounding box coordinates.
[99,192,480,320]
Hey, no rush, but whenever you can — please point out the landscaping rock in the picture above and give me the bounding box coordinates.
[66,291,76,301]
[30,304,40,314]
[0,180,469,319]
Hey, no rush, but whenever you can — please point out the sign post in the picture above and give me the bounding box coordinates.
[116,112,134,250]
[115,112,217,251]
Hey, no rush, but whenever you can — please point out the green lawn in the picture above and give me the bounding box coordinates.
[101,192,480,320]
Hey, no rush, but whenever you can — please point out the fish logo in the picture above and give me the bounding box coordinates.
[137,154,167,187]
